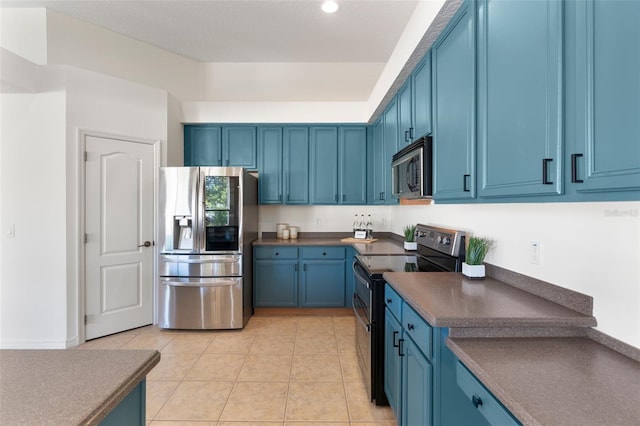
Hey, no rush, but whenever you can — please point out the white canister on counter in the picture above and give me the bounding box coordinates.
[289,226,298,239]
[276,223,288,239]
[282,229,290,240]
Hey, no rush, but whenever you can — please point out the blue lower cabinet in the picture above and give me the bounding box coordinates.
[456,362,520,426]
[384,284,520,426]
[99,379,146,426]
[254,259,298,307]
[384,308,403,421]
[300,260,345,307]
[402,336,433,426]
[254,246,348,308]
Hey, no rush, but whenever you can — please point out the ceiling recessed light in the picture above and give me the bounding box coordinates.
[322,1,339,14]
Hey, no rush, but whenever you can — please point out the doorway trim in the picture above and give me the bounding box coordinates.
[76,129,161,345]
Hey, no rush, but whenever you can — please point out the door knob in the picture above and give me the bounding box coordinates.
[138,241,152,247]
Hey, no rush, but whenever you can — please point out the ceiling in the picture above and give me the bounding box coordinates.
[1,0,421,63]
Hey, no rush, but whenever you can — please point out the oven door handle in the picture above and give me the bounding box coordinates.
[352,261,371,289]
[352,294,371,332]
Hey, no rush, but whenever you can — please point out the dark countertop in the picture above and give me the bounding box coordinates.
[253,236,409,255]
[382,272,597,328]
[447,337,640,426]
[0,349,160,425]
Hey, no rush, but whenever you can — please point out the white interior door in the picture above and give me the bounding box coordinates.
[85,135,155,340]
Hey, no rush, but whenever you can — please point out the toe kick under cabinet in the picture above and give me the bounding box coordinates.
[254,246,350,308]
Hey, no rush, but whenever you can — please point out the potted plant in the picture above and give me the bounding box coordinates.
[403,225,417,251]
[462,236,494,279]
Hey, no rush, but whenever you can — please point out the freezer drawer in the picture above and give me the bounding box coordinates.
[158,277,243,329]
[160,254,241,277]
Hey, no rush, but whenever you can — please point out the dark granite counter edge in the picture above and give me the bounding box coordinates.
[83,350,161,425]
[446,338,540,426]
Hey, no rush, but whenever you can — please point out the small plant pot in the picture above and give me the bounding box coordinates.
[462,262,485,279]
[404,241,417,251]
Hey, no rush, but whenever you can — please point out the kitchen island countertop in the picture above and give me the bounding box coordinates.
[0,349,160,425]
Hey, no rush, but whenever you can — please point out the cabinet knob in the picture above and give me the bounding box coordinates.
[386,298,392,304]
[275,252,279,256]
[407,323,415,330]
[322,252,327,256]
[472,395,483,408]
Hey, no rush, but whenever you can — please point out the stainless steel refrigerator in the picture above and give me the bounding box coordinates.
[158,167,258,329]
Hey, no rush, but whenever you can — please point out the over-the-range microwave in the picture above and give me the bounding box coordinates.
[391,136,433,198]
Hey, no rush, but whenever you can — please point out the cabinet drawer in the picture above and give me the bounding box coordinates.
[384,284,402,321]
[254,246,298,259]
[301,246,345,259]
[456,362,520,426]
[403,302,432,359]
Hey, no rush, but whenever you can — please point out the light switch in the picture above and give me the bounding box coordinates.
[530,241,541,265]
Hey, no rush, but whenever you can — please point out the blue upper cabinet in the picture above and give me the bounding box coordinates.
[476,0,563,198]
[398,54,433,149]
[185,125,256,169]
[222,126,257,169]
[432,2,476,201]
[412,53,432,140]
[310,126,340,204]
[397,81,413,148]
[258,127,283,204]
[310,126,367,205]
[567,0,640,194]
[369,119,386,204]
[383,103,400,204]
[258,126,309,205]
[339,126,367,205]
[184,125,222,166]
[283,127,310,204]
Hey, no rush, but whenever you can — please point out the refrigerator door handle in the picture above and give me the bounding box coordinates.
[160,256,239,264]
[160,277,241,287]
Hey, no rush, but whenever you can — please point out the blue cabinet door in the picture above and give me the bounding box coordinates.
[384,308,403,422]
[99,379,145,426]
[569,0,640,193]
[383,103,399,204]
[339,126,367,205]
[412,52,432,140]
[397,82,413,147]
[477,0,563,198]
[254,260,298,307]
[223,126,257,169]
[432,3,476,200]
[300,260,345,307]
[258,127,283,204]
[284,127,310,204]
[370,119,386,204]
[309,126,339,204]
[184,125,222,166]
[402,336,432,426]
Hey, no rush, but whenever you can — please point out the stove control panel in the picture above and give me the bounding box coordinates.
[415,224,465,257]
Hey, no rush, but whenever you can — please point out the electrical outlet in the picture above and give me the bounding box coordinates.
[316,217,321,226]
[530,242,541,265]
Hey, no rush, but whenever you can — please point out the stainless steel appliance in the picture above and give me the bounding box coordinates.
[352,224,465,405]
[391,136,433,198]
[158,167,258,329]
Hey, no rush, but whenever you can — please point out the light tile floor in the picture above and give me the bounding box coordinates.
[78,315,397,426]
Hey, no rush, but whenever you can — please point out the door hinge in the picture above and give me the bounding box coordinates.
[84,315,87,325]
[84,233,88,243]
[84,151,88,161]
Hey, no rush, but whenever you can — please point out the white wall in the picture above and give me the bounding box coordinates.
[0,8,48,64]
[0,92,69,348]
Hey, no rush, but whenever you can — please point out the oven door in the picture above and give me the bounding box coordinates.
[352,261,373,400]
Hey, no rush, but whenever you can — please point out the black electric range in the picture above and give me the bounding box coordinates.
[352,224,465,406]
